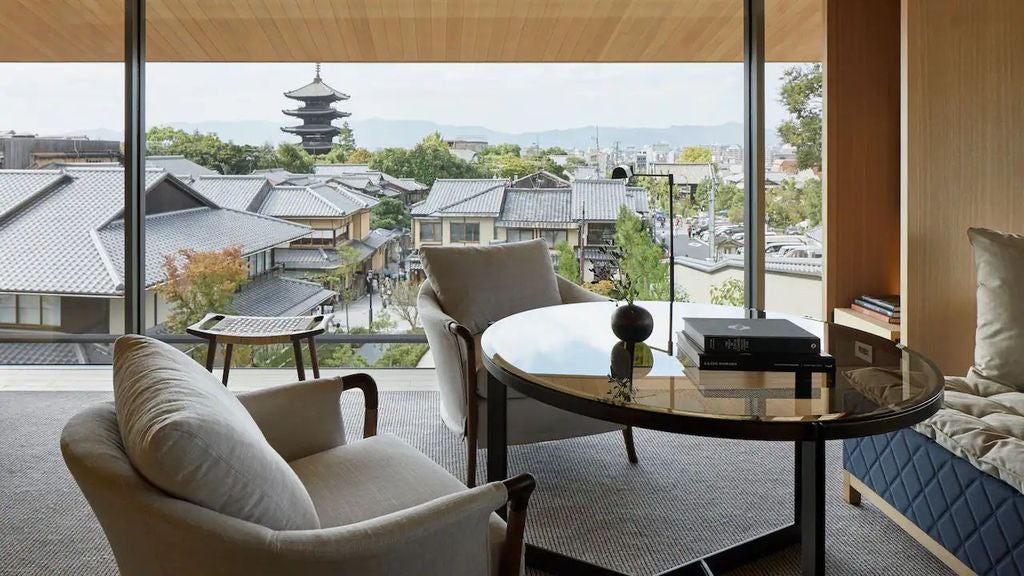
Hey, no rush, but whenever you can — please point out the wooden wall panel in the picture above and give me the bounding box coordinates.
[822,0,902,319]
[1,0,822,63]
[901,0,1024,376]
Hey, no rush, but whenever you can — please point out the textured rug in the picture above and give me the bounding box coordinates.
[0,391,953,576]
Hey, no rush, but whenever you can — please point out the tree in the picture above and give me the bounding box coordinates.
[679,146,712,164]
[710,278,744,307]
[155,247,249,334]
[764,177,822,230]
[388,280,421,330]
[777,64,822,170]
[613,206,670,300]
[275,143,314,173]
[554,241,580,283]
[479,143,522,157]
[346,148,373,164]
[371,197,411,229]
[337,122,356,156]
[369,133,480,185]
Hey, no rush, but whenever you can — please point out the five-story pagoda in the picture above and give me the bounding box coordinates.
[281,64,350,155]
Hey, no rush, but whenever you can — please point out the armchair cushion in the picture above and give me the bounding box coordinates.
[290,434,507,570]
[420,238,562,334]
[968,227,1024,390]
[112,335,319,531]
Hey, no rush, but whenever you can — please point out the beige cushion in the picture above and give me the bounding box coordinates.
[420,238,562,334]
[914,375,1024,493]
[112,335,319,531]
[968,227,1024,390]
[290,434,506,570]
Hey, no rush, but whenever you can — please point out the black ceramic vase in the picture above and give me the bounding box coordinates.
[610,303,654,343]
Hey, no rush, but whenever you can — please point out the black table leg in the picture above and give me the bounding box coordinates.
[204,337,217,372]
[308,337,320,379]
[799,438,826,575]
[487,372,508,484]
[293,338,306,381]
[221,343,233,386]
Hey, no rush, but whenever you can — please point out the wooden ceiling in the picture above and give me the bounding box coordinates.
[2,0,821,63]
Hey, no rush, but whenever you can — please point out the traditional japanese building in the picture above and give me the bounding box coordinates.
[281,64,350,155]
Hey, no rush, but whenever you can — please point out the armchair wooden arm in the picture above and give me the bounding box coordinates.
[447,320,480,487]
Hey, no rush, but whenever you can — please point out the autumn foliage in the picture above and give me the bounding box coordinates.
[156,247,249,333]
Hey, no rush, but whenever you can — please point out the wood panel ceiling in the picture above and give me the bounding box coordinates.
[1,0,821,63]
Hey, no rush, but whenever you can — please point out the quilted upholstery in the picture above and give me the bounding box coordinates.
[913,376,1024,493]
[845,429,1024,576]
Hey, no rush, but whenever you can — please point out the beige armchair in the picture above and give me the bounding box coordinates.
[420,260,638,487]
[62,360,535,576]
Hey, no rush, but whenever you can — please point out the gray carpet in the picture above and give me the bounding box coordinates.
[0,391,953,576]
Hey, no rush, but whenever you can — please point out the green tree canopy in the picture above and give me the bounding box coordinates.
[614,206,670,301]
[155,247,249,334]
[777,63,822,170]
[370,197,411,230]
[274,143,314,174]
[679,146,713,164]
[370,133,480,185]
[554,241,580,283]
[347,148,374,164]
[146,125,316,175]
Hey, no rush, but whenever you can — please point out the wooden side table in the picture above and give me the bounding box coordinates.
[186,313,333,385]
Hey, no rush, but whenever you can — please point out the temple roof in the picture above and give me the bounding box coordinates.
[284,77,350,101]
[283,107,351,119]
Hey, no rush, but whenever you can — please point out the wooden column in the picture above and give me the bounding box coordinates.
[901,0,1024,376]
[822,0,902,320]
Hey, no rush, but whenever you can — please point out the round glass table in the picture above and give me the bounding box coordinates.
[481,301,944,576]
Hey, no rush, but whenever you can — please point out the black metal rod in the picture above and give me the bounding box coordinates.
[799,437,826,575]
[668,172,675,351]
[486,371,508,483]
[123,0,146,334]
[743,0,766,313]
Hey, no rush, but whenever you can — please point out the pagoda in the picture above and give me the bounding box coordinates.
[281,64,350,155]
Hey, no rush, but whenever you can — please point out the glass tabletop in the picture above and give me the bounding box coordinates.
[481,301,944,440]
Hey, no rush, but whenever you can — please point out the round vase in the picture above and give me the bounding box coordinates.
[610,303,654,343]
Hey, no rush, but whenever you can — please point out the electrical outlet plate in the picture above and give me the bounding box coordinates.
[854,341,873,363]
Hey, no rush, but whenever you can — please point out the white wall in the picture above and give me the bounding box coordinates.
[674,264,823,319]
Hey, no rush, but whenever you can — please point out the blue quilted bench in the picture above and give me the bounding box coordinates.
[845,428,1024,575]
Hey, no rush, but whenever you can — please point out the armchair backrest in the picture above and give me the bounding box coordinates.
[60,402,276,576]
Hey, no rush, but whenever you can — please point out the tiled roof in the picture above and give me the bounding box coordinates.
[0,170,67,218]
[362,228,400,250]
[345,239,376,262]
[313,164,370,176]
[510,170,570,189]
[571,179,649,221]
[231,275,336,317]
[259,183,378,218]
[146,155,216,179]
[497,188,573,228]
[395,177,428,191]
[97,208,312,288]
[0,166,311,296]
[274,247,343,270]
[411,179,507,216]
[649,162,715,185]
[191,175,269,211]
[284,78,349,100]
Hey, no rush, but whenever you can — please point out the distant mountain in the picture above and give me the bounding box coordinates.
[69,118,777,151]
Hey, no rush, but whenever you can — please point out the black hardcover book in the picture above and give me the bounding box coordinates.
[859,295,900,313]
[682,318,821,355]
[676,332,834,372]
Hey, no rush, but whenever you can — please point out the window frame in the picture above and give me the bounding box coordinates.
[450,222,481,243]
[419,221,442,242]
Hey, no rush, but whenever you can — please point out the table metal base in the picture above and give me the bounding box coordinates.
[486,373,828,576]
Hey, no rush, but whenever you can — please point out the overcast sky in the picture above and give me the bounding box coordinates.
[0,62,796,137]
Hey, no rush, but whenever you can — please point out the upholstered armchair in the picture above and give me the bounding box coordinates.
[418,239,638,487]
[62,335,534,576]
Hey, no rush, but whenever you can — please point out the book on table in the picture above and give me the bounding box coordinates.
[681,317,821,355]
[676,329,834,373]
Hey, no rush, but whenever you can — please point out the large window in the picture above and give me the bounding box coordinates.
[541,230,567,246]
[507,228,533,242]
[586,223,616,245]
[0,294,60,327]
[450,222,480,243]
[419,222,441,242]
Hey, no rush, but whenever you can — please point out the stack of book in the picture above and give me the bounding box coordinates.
[851,295,900,325]
[676,318,835,373]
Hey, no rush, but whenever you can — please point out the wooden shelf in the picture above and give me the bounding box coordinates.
[833,308,900,341]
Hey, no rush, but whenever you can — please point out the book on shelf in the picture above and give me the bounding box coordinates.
[851,303,901,324]
[676,331,835,372]
[857,295,900,313]
[681,317,821,355]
